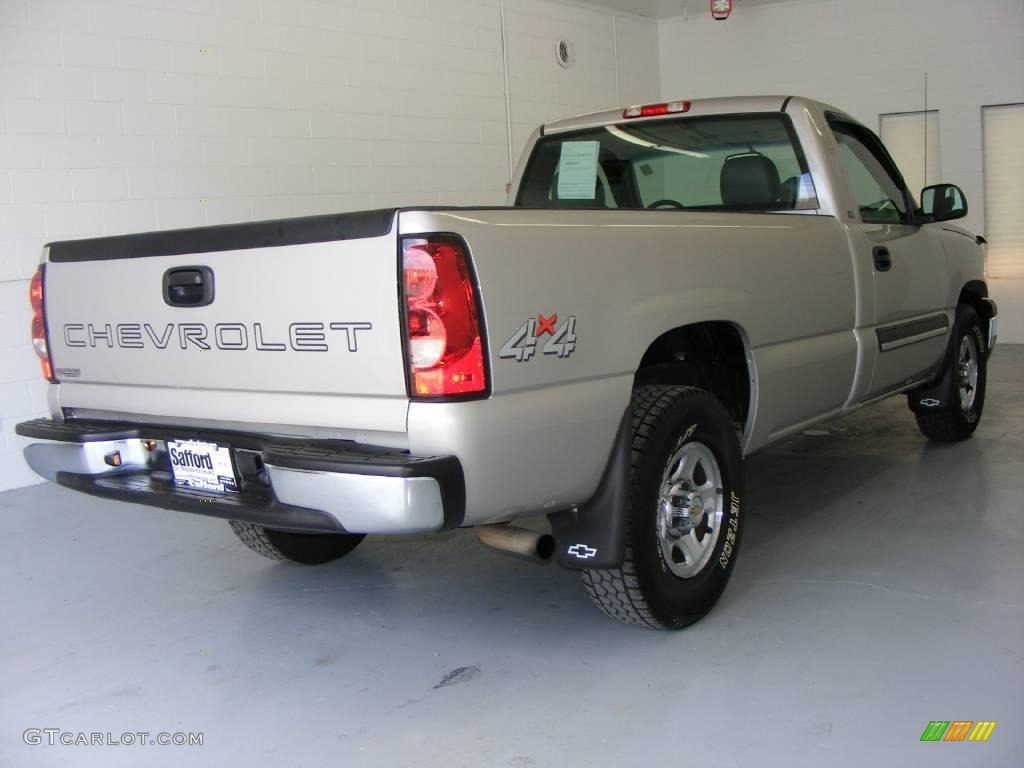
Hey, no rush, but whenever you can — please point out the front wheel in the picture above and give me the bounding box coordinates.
[913,305,987,442]
[581,385,745,629]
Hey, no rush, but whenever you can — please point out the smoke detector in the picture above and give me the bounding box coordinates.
[555,39,575,68]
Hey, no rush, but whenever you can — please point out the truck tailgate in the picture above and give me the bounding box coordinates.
[43,210,409,434]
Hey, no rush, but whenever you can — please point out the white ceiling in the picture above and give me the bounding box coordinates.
[582,0,811,20]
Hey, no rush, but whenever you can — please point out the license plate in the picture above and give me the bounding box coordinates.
[167,439,239,493]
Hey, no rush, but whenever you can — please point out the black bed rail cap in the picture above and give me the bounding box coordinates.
[46,208,397,263]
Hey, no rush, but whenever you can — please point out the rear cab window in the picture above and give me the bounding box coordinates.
[516,113,819,212]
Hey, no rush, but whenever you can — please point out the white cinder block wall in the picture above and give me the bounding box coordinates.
[659,0,1024,341]
[0,0,658,491]
[504,1,658,160]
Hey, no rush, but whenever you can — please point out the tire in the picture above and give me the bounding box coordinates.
[228,521,365,565]
[581,385,745,630]
[914,305,987,442]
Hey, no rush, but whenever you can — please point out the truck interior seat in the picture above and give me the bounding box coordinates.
[778,176,799,206]
[720,152,781,209]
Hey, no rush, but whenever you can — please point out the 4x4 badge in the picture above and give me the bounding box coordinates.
[499,313,578,362]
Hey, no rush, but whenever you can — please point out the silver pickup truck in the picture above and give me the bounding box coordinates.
[18,96,997,629]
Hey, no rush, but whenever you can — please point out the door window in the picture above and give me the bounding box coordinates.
[830,121,909,224]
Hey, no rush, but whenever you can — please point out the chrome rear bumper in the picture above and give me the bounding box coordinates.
[16,418,464,535]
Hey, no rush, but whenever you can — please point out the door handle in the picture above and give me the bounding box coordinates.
[163,266,215,307]
[873,246,892,272]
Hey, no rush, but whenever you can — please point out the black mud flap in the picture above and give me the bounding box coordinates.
[908,330,957,414]
[908,366,956,413]
[547,408,630,570]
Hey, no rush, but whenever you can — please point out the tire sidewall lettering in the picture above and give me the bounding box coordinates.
[719,491,741,570]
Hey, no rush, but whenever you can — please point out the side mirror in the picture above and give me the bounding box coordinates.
[921,184,968,222]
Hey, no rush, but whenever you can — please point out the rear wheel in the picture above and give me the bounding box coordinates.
[581,385,744,629]
[914,305,987,442]
[228,521,365,565]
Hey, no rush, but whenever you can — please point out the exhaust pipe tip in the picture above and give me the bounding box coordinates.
[535,533,556,561]
[476,525,556,564]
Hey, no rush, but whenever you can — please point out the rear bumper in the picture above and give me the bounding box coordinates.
[15,418,464,535]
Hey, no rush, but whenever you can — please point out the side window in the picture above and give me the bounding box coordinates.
[830,122,909,224]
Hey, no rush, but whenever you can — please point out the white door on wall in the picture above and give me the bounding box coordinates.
[983,103,1024,279]
[879,110,941,203]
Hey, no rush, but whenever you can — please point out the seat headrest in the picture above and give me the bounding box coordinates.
[720,153,781,208]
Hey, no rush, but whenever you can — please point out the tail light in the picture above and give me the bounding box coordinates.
[29,266,56,382]
[401,237,487,399]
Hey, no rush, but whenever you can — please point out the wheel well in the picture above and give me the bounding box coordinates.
[634,322,752,428]
[959,280,994,338]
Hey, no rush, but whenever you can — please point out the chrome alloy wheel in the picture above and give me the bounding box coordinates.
[958,334,979,413]
[656,441,724,578]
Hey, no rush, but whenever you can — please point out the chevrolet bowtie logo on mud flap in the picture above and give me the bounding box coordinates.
[920,398,942,408]
[567,544,597,559]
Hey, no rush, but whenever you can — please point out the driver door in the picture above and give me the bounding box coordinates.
[829,119,949,397]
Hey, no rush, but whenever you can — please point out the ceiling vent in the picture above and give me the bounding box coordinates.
[555,38,574,69]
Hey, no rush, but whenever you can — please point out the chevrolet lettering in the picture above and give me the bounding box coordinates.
[62,322,373,352]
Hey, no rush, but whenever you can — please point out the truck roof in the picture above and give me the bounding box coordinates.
[543,95,848,135]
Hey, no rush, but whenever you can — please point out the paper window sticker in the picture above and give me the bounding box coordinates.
[556,141,601,200]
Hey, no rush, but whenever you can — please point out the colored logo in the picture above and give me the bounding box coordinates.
[920,721,997,742]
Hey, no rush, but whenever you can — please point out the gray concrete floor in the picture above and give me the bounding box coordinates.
[2,349,1023,768]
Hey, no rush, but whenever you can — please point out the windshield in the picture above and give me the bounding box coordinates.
[516,113,818,212]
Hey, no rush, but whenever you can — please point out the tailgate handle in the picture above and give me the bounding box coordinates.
[163,266,214,307]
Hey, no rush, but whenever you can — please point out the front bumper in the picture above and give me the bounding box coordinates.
[15,418,464,534]
[983,297,998,353]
